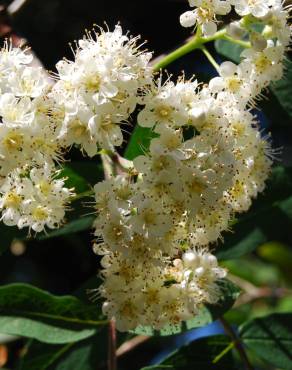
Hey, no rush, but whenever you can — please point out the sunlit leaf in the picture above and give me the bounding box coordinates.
[0,284,107,344]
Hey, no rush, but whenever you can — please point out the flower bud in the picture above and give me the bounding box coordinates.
[250,32,267,51]
[226,21,246,40]
[180,11,196,28]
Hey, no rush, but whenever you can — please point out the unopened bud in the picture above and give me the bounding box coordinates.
[226,21,246,39]
[250,32,267,51]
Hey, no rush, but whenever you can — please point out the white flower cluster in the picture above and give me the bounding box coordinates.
[180,0,291,41]
[94,74,272,330]
[0,42,72,232]
[50,25,152,156]
[0,8,290,331]
[92,3,291,330]
[100,247,226,331]
[0,164,73,232]
[0,25,153,233]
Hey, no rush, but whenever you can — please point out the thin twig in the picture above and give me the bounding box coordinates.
[228,274,292,306]
[200,45,220,73]
[116,335,150,357]
[108,319,117,370]
[219,317,254,370]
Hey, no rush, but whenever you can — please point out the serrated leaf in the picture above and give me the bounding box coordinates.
[239,313,292,369]
[132,279,240,336]
[0,284,107,344]
[216,166,292,260]
[141,335,235,370]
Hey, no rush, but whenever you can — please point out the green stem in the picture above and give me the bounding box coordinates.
[153,28,227,71]
[212,341,235,364]
[222,34,251,48]
[200,46,220,72]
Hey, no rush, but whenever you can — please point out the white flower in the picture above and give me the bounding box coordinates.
[58,102,97,157]
[100,206,131,249]
[180,0,231,36]
[250,32,267,52]
[130,197,173,237]
[180,247,226,304]
[138,80,188,130]
[0,169,30,226]
[0,41,33,69]
[261,6,291,47]
[241,42,284,87]
[232,0,271,18]
[226,21,246,39]
[0,93,34,126]
[209,61,256,103]
[9,66,48,98]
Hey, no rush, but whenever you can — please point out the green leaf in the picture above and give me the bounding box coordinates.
[216,166,292,260]
[132,279,240,336]
[18,278,131,370]
[239,313,292,369]
[0,283,107,344]
[18,323,132,370]
[271,59,292,119]
[124,126,157,160]
[215,39,242,64]
[18,332,106,370]
[257,242,292,283]
[141,335,235,370]
[60,167,90,194]
[59,161,103,194]
[66,157,104,186]
[38,216,94,240]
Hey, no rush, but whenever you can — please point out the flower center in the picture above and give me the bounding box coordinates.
[231,122,246,137]
[196,5,214,23]
[4,191,22,208]
[84,74,101,92]
[37,181,52,196]
[226,77,241,92]
[255,54,272,73]
[32,206,49,221]
[71,119,87,138]
[143,209,157,225]
[189,178,206,194]
[155,105,172,119]
[2,132,23,151]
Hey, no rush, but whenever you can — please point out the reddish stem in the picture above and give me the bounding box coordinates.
[108,319,117,370]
